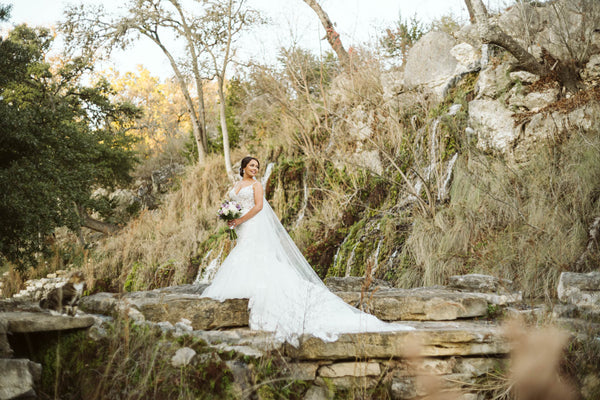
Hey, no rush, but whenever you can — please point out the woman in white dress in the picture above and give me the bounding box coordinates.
[201,156,413,346]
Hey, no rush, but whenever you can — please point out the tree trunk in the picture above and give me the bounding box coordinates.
[217,81,234,180]
[464,0,476,24]
[170,0,209,152]
[468,0,547,76]
[302,0,351,68]
[76,205,119,235]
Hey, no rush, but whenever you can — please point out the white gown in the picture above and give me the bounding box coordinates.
[201,181,413,346]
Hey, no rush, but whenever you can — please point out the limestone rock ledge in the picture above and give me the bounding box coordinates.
[79,291,249,330]
[284,321,509,360]
[0,311,94,333]
[336,288,489,321]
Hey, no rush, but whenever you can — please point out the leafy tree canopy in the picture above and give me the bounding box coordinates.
[0,17,140,267]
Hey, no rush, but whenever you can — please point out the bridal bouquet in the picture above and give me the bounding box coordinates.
[217,200,242,240]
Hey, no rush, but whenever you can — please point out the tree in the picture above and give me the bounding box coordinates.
[302,0,351,68]
[62,0,210,164]
[0,23,140,267]
[380,14,427,62]
[195,0,262,179]
[107,66,191,162]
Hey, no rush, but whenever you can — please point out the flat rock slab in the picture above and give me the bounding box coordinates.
[336,288,489,321]
[284,321,509,360]
[80,292,249,330]
[448,274,516,293]
[193,322,509,361]
[0,312,95,333]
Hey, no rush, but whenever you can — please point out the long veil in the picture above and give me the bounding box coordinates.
[259,199,327,288]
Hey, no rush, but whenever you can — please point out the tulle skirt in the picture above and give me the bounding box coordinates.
[201,204,413,346]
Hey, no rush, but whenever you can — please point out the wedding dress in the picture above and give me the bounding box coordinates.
[201,180,413,346]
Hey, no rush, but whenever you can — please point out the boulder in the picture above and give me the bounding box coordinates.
[454,23,481,48]
[158,284,209,295]
[349,149,384,175]
[497,2,546,46]
[325,276,392,293]
[304,384,333,400]
[131,294,248,330]
[171,347,196,367]
[0,359,42,400]
[496,0,593,62]
[346,107,373,140]
[284,321,510,360]
[522,87,559,111]
[451,43,480,72]
[468,99,516,153]
[558,272,600,307]
[78,292,120,315]
[404,31,459,98]
[337,288,488,321]
[475,63,512,99]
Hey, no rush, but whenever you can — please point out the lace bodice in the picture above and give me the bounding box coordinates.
[229,183,256,213]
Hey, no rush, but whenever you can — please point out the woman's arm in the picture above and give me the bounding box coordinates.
[230,182,263,227]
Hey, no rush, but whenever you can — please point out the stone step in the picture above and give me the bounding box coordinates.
[284,321,509,360]
[79,292,249,330]
[190,321,509,360]
[337,288,489,321]
[0,312,95,333]
[80,284,497,332]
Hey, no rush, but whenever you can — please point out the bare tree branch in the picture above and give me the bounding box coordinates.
[467,0,547,76]
[302,0,351,68]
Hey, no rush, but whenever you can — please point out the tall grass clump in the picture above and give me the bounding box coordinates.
[399,130,600,297]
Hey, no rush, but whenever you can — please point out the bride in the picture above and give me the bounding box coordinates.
[201,156,413,346]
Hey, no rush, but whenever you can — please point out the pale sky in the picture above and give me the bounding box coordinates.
[1,0,506,79]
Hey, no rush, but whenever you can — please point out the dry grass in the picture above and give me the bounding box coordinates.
[84,153,244,292]
[398,130,600,297]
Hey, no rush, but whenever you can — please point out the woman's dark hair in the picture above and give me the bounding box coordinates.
[239,156,260,177]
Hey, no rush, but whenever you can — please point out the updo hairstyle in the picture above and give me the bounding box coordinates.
[239,156,260,177]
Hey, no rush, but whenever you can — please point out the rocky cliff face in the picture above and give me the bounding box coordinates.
[234,0,600,298]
